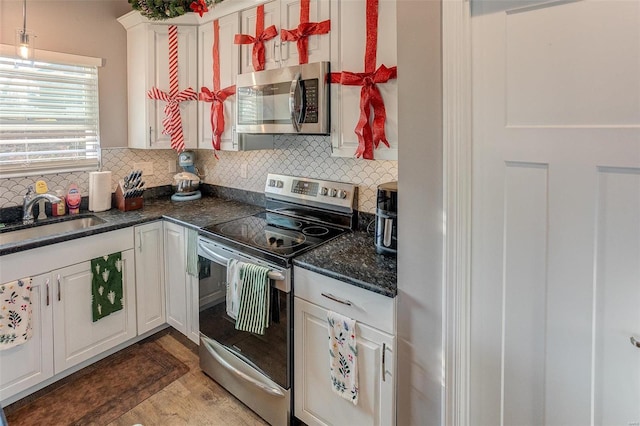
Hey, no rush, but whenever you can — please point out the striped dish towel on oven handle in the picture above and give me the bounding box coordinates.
[235,263,271,335]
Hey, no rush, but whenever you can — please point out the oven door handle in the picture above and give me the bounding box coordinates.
[201,336,285,397]
[200,243,287,282]
[200,243,231,266]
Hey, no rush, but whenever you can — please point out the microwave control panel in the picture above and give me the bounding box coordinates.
[302,79,319,123]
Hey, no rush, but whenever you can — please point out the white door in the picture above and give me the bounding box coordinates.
[470,1,640,425]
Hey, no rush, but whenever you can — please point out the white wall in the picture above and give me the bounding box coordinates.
[0,0,131,148]
[397,0,443,424]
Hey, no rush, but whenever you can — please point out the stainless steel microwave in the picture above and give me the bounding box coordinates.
[235,61,329,135]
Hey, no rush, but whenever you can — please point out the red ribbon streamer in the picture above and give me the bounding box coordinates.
[280,0,330,65]
[147,25,197,153]
[234,5,278,71]
[200,19,236,156]
[330,0,397,159]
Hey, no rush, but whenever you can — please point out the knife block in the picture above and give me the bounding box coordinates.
[114,182,143,212]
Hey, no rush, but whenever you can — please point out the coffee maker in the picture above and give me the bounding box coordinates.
[375,181,397,256]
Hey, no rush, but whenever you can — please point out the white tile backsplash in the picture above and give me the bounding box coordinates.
[0,135,397,213]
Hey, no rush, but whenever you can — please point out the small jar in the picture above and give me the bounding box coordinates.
[52,190,66,217]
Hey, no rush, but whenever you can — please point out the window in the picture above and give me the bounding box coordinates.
[0,48,102,177]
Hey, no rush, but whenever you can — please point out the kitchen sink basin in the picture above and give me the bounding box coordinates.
[0,215,107,246]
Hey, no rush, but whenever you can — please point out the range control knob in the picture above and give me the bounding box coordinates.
[337,189,348,199]
[268,179,276,187]
[330,188,338,197]
[320,187,328,196]
[276,180,284,188]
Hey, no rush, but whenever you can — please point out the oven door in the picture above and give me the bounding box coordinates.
[197,237,292,425]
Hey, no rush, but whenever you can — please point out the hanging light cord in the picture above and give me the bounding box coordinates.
[21,0,27,40]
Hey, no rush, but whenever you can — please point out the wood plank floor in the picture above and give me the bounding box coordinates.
[106,331,269,426]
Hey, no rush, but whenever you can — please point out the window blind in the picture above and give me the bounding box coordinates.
[0,56,100,177]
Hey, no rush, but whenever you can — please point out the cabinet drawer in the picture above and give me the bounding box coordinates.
[294,266,396,335]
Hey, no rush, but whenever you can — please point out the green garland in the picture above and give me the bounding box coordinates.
[129,0,223,21]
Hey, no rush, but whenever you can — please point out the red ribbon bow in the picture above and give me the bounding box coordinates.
[280,0,330,65]
[147,87,198,152]
[147,25,197,153]
[234,5,278,71]
[189,0,208,17]
[329,0,397,160]
[200,20,236,156]
[331,64,397,159]
[199,86,236,153]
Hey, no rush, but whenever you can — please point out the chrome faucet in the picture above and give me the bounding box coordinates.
[23,186,62,223]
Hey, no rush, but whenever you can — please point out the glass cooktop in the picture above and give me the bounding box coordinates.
[201,212,346,267]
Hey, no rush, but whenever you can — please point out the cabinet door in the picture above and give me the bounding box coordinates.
[198,14,241,151]
[53,250,136,373]
[147,25,198,149]
[330,0,398,160]
[135,222,165,335]
[0,273,54,402]
[279,0,331,67]
[186,273,200,344]
[164,222,187,335]
[240,1,280,74]
[294,297,396,426]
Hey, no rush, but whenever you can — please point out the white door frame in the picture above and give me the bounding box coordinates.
[442,0,472,425]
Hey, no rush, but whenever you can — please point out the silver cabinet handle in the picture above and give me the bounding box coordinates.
[382,342,386,382]
[45,278,50,306]
[631,337,640,348]
[138,231,143,251]
[57,274,61,301]
[321,292,353,306]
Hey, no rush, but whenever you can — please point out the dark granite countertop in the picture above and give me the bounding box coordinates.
[293,231,397,298]
[1,194,397,297]
[0,196,262,256]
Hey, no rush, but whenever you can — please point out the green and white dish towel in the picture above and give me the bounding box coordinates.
[235,263,271,335]
[91,252,123,322]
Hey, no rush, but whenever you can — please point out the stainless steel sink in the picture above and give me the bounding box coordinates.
[0,216,107,245]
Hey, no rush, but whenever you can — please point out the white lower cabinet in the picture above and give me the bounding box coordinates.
[0,273,54,402]
[164,221,199,344]
[135,221,166,334]
[294,266,396,426]
[53,250,137,373]
[0,228,136,405]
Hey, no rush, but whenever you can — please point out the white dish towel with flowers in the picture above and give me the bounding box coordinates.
[0,278,33,350]
[328,310,359,405]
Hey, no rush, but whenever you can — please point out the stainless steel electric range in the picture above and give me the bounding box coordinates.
[197,174,357,426]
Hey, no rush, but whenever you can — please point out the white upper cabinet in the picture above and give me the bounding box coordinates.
[198,13,241,151]
[239,1,281,73]
[118,14,198,150]
[239,0,331,74]
[279,0,331,67]
[330,0,398,160]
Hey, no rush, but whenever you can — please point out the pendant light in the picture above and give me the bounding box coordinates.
[16,0,34,60]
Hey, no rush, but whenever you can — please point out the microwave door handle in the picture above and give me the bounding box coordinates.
[289,73,302,132]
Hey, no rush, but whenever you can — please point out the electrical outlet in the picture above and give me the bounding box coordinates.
[240,163,248,179]
[168,160,176,173]
[133,161,154,176]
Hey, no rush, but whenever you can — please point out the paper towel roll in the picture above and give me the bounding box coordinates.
[89,171,112,212]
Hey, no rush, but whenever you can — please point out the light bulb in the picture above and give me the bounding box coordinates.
[16,29,34,60]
